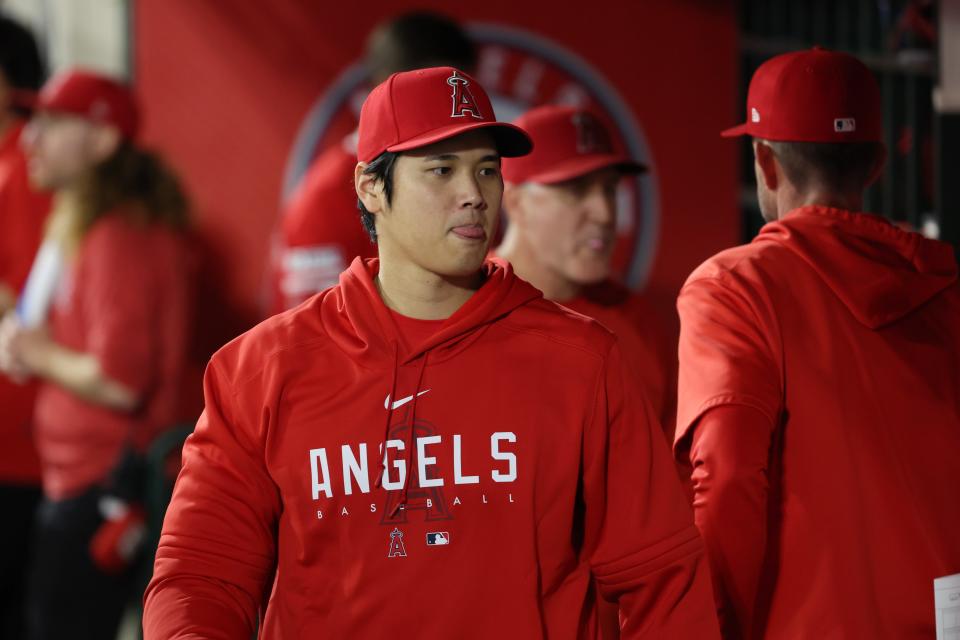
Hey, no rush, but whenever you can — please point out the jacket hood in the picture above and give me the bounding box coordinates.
[756,206,957,328]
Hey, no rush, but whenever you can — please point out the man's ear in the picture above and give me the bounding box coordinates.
[754,139,779,192]
[355,163,385,214]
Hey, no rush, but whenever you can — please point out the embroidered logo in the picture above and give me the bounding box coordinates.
[447,71,483,119]
[572,111,613,154]
[384,389,431,410]
[387,527,407,558]
[426,532,450,546]
[834,117,856,133]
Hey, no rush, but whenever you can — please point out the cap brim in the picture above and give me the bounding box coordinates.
[521,154,647,185]
[388,121,533,158]
[720,122,751,138]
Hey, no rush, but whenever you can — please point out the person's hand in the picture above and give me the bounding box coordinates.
[0,314,48,382]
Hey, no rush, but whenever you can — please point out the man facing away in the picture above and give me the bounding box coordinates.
[674,48,960,639]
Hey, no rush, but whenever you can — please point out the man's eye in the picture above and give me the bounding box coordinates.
[479,167,500,177]
[431,167,451,176]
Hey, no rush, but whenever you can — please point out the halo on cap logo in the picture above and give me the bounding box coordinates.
[282,23,659,288]
[448,71,483,120]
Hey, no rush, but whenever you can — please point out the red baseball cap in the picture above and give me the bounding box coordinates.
[31,69,140,140]
[357,66,532,163]
[502,105,645,184]
[722,47,882,143]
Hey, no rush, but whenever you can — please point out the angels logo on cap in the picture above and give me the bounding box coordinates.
[355,66,531,164]
[448,71,483,119]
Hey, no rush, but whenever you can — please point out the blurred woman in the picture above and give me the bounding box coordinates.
[0,69,191,640]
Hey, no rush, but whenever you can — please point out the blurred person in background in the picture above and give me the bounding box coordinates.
[0,13,51,640]
[497,105,671,640]
[270,10,477,314]
[498,105,671,431]
[0,69,192,640]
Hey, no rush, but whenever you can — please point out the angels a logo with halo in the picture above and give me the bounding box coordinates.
[282,23,659,288]
[447,71,483,119]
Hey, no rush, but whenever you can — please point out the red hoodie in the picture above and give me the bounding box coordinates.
[675,206,960,638]
[145,258,719,639]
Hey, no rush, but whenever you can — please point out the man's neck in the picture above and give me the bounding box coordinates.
[496,233,581,302]
[777,187,864,220]
[375,255,484,320]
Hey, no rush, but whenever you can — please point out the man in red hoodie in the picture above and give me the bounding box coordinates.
[674,48,960,638]
[144,67,719,638]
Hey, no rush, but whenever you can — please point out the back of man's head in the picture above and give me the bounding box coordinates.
[0,14,45,114]
[767,140,884,195]
[365,11,476,84]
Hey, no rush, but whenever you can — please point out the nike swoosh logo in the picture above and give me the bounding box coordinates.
[384,389,431,410]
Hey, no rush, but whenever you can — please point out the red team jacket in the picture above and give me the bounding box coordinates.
[675,205,960,638]
[145,257,719,639]
[0,121,51,485]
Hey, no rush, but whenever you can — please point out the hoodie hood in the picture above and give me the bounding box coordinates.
[756,206,958,329]
[319,257,543,512]
[322,257,542,367]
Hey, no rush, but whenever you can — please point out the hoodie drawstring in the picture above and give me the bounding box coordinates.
[392,351,429,514]
[375,341,401,489]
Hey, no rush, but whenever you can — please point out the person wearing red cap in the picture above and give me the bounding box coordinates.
[269,11,477,316]
[674,47,960,638]
[0,15,51,639]
[143,67,719,639]
[497,105,671,432]
[0,68,192,640]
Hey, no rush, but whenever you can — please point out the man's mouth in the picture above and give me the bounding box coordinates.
[450,224,486,241]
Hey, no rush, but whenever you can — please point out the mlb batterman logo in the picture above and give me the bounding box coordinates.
[426,532,450,546]
[834,117,856,133]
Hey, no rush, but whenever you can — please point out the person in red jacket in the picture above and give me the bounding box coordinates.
[497,105,671,432]
[0,69,192,640]
[144,67,719,639]
[674,47,960,638]
[270,11,477,314]
[0,15,50,639]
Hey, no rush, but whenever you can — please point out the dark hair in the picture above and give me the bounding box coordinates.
[356,151,398,244]
[366,11,476,80]
[0,14,45,115]
[767,140,884,194]
[74,142,190,235]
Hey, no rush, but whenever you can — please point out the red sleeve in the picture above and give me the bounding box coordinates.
[143,358,281,639]
[585,340,720,638]
[688,405,774,639]
[78,220,161,396]
[674,275,782,450]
